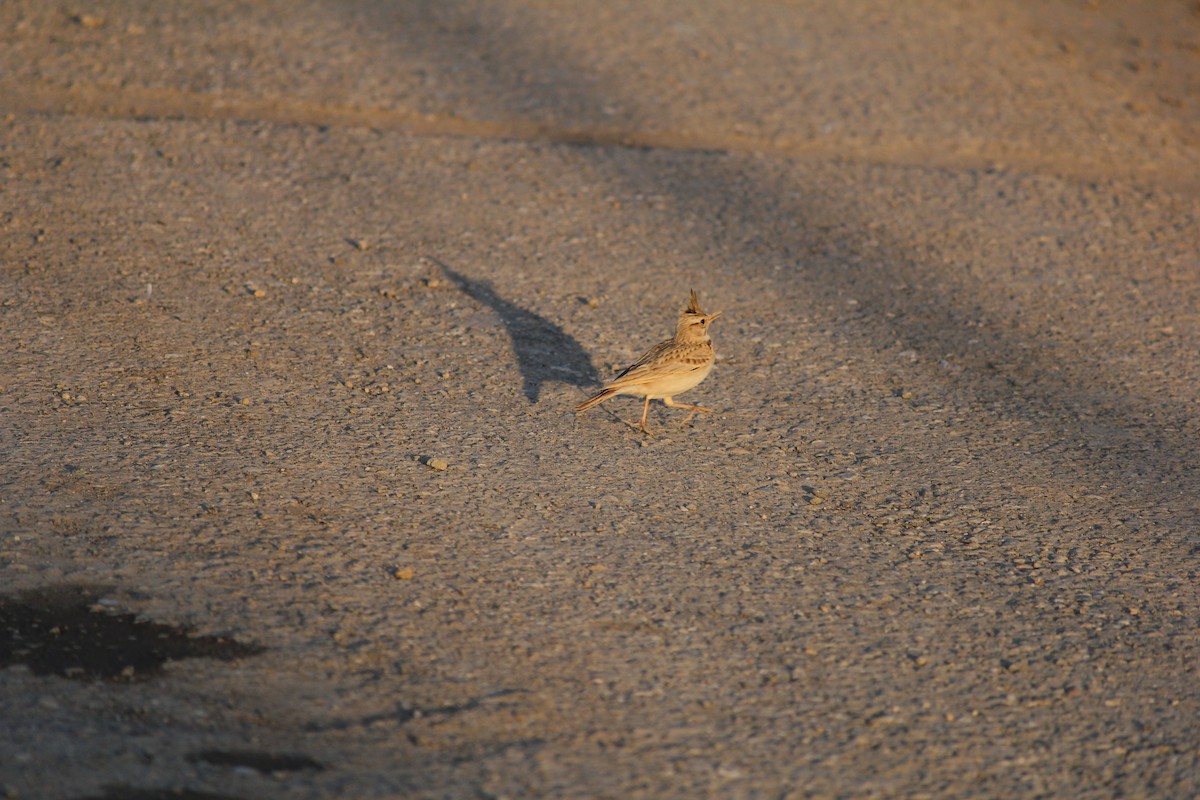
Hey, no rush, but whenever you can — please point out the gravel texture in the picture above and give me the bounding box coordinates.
[1,2,1198,798]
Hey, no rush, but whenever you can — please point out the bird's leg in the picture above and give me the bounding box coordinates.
[663,396,714,426]
[638,396,655,435]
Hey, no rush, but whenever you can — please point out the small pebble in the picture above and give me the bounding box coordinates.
[425,457,448,471]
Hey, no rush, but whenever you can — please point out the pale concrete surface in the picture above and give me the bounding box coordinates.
[1,2,1198,798]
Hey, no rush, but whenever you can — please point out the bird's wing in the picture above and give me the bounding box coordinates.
[612,340,674,379]
[603,342,708,388]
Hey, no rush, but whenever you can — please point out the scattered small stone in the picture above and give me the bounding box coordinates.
[347,238,369,251]
[424,457,448,471]
[391,566,415,580]
[591,495,619,510]
[73,13,105,28]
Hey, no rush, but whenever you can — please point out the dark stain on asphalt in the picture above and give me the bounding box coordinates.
[189,749,325,773]
[74,789,245,800]
[0,585,263,681]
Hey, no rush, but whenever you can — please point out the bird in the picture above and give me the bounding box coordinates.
[576,289,721,434]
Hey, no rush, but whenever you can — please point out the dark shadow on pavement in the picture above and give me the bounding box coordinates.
[430,257,599,403]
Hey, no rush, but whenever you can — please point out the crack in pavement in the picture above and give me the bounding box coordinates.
[3,78,1196,194]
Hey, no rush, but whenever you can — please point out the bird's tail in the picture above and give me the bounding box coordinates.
[576,386,618,414]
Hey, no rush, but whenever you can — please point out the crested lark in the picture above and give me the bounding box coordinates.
[576,290,721,434]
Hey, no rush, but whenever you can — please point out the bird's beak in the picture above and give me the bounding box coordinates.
[707,311,723,322]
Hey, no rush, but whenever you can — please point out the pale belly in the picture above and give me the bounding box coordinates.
[616,361,713,400]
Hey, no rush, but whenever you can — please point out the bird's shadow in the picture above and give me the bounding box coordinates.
[431,259,599,403]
